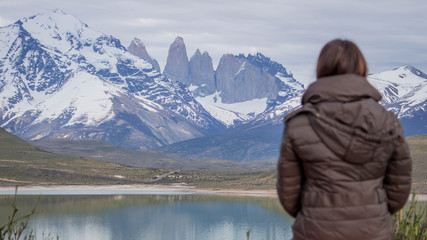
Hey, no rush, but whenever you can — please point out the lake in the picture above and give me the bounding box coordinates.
[0,192,294,240]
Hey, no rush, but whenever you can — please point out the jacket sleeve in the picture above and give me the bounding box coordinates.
[276,124,304,218]
[384,122,412,214]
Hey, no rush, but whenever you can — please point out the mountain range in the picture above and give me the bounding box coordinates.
[0,10,224,150]
[0,10,425,162]
[158,65,427,161]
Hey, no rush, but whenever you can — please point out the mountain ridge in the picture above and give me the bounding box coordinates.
[0,10,425,158]
[159,66,427,161]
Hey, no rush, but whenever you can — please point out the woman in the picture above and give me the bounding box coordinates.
[276,39,412,240]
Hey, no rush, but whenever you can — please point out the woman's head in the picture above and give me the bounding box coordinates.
[316,39,368,79]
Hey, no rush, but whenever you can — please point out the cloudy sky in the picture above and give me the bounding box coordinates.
[0,0,426,85]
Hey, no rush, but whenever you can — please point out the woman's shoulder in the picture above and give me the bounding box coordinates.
[283,105,314,130]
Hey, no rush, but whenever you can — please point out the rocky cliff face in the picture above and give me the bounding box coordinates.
[163,38,216,97]
[163,36,190,85]
[127,37,160,72]
[160,37,304,126]
[215,54,279,103]
[162,37,295,106]
[189,49,216,96]
[204,52,303,126]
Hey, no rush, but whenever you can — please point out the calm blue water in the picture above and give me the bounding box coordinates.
[0,193,294,240]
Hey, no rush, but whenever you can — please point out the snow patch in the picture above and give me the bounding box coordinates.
[196,92,268,126]
[275,72,304,91]
[133,94,164,113]
[368,66,427,118]
[235,61,246,76]
[31,72,117,126]
[0,24,20,59]
[188,84,199,92]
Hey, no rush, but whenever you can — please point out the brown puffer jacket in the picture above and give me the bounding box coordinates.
[276,74,412,240]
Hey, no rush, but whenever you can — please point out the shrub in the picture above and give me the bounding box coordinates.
[0,187,58,240]
[393,192,427,240]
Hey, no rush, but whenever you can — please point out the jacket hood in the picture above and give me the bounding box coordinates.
[286,104,399,164]
[286,74,399,164]
[302,74,382,104]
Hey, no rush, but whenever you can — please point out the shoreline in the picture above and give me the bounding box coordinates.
[0,184,278,198]
[0,184,425,201]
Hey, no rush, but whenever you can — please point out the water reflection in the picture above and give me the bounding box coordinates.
[0,194,293,240]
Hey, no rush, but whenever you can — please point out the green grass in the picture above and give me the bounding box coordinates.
[393,192,427,239]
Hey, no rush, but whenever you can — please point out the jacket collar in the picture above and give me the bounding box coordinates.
[302,74,382,104]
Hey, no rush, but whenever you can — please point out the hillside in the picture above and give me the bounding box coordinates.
[0,128,275,188]
[0,128,168,185]
[30,139,275,170]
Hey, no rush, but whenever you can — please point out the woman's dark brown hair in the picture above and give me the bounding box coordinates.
[316,39,368,79]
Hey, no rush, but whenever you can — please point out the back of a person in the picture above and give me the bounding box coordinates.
[276,39,412,240]
[285,82,395,239]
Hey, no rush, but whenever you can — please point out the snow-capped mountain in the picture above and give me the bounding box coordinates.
[127,37,160,72]
[0,10,224,149]
[163,38,305,126]
[368,65,427,135]
[159,66,427,161]
[368,65,427,118]
[196,53,304,126]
